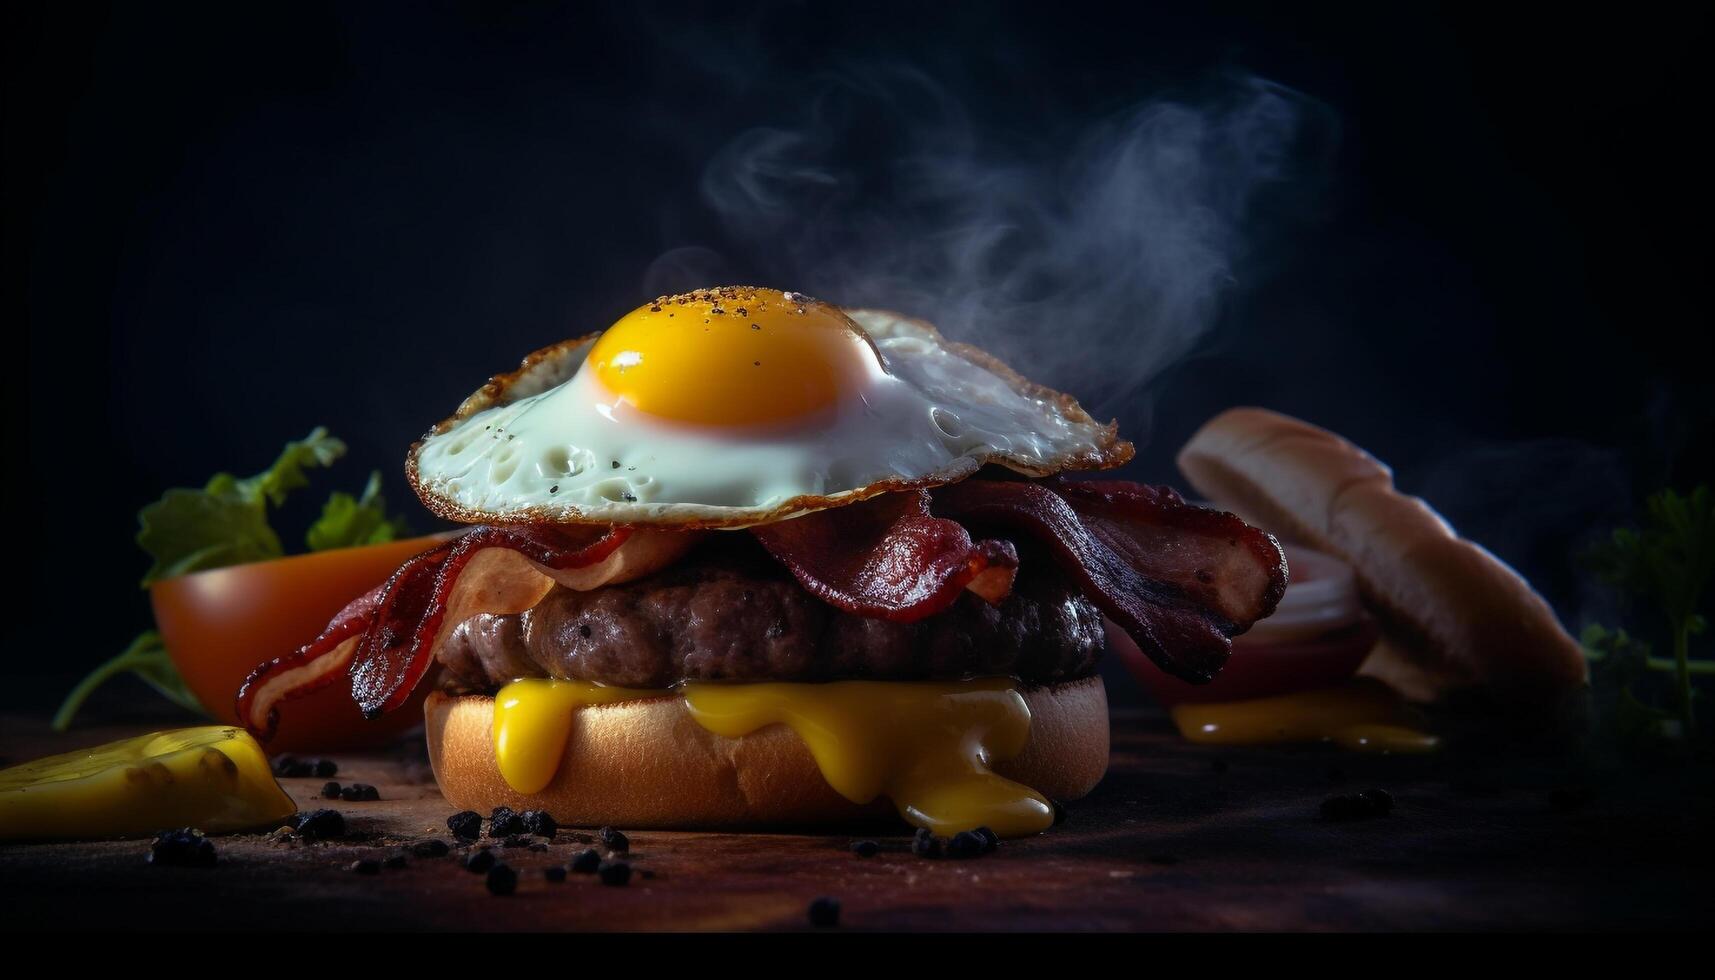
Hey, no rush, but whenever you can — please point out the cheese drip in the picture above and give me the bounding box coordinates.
[1170,679,1439,753]
[683,678,1051,837]
[494,679,666,793]
[0,726,297,841]
[490,677,1053,838]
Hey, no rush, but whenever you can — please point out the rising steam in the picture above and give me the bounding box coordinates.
[671,67,1335,422]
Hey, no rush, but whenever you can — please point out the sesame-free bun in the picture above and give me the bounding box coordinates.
[1176,407,1586,707]
[423,677,1108,830]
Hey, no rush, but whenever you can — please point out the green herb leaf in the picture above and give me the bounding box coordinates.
[134,428,347,586]
[1588,486,1715,629]
[51,631,204,732]
[307,470,413,552]
[1585,485,1714,738]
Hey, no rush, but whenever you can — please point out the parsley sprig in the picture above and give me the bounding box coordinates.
[1582,486,1713,744]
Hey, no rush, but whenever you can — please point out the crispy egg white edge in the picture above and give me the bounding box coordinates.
[406,309,1127,527]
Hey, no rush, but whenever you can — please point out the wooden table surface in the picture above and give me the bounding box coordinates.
[2,706,1707,932]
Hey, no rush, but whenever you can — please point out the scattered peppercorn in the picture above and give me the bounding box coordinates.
[598,826,629,852]
[946,831,985,859]
[520,810,557,839]
[447,811,482,840]
[1357,788,1395,814]
[294,809,346,841]
[598,860,632,886]
[570,848,602,873]
[270,755,314,778]
[348,859,381,875]
[412,839,450,858]
[490,806,524,837]
[972,827,1000,853]
[149,828,216,868]
[321,781,342,799]
[313,759,338,778]
[849,840,879,858]
[340,783,380,802]
[808,896,841,928]
[383,852,409,870]
[464,848,497,873]
[502,834,532,848]
[486,863,518,896]
[911,827,942,859]
[544,865,567,883]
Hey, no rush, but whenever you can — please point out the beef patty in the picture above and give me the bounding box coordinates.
[436,533,1104,690]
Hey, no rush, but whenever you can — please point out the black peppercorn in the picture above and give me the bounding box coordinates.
[412,839,450,858]
[348,859,381,875]
[946,831,984,859]
[447,810,482,840]
[490,806,524,837]
[520,810,558,839]
[313,759,338,778]
[464,848,497,873]
[148,828,216,868]
[597,860,632,886]
[598,826,629,852]
[1357,788,1395,814]
[294,809,346,841]
[486,863,518,895]
[383,852,408,870]
[911,827,941,859]
[321,781,342,799]
[849,839,880,857]
[972,827,999,853]
[570,848,601,873]
[544,865,567,882]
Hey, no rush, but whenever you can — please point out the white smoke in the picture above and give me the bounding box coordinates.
[681,66,1335,423]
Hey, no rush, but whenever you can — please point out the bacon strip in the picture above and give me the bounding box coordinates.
[238,477,1284,739]
[236,526,697,739]
[932,478,1286,683]
[751,489,1019,623]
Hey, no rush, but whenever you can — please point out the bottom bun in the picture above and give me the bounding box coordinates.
[425,677,1108,831]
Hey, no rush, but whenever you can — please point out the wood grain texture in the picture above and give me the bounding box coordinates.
[1,708,1707,932]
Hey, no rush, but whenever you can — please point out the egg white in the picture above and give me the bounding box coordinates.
[409,309,1126,527]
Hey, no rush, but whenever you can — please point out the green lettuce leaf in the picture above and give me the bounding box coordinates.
[306,470,413,551]
[135,428,346,586]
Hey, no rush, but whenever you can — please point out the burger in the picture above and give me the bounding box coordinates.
[237,287,1286,838]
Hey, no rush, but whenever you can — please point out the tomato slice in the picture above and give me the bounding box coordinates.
[150,534,452,752]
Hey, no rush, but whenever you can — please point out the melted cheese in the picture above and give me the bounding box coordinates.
[0,726,297,841]
[1170,680,1439,753]
[492,677,1053,838]
[494,679,666,793]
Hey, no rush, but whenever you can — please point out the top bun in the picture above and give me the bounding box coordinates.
[1177,407,1587,707]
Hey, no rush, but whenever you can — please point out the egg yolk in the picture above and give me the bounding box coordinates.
[587,287,883,427]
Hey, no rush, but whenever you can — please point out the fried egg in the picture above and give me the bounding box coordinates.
[409,287,1131,527]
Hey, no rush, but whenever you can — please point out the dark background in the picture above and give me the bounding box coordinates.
[6,1,1710,711]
